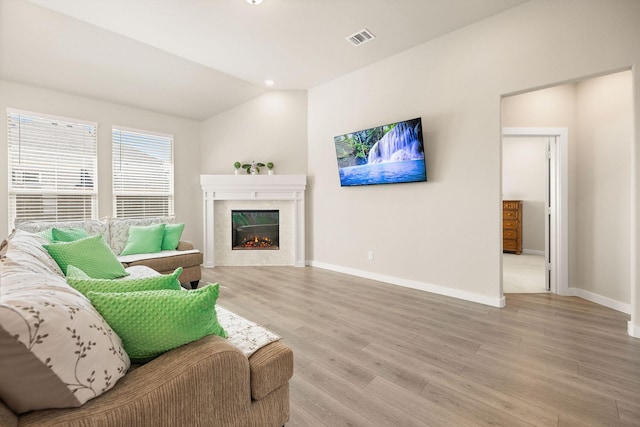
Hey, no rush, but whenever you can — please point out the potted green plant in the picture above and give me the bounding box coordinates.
[233,161,241,175]
[266,162,274,175]
[242,161,265,175]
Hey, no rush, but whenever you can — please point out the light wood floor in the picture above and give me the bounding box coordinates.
[201,266,640,427]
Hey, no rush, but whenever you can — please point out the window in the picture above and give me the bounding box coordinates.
[7,109,98,230]
[112,127,174,218]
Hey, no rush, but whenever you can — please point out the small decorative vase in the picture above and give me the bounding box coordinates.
[268,170,274,175]
[234,169,239,175]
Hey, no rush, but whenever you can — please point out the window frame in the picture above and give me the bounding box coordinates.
[7,108,98,231]
[111,125,175,219]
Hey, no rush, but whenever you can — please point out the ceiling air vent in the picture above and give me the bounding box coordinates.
[346,28,376,47]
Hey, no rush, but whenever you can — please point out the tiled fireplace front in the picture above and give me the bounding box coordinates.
[200,174,306,267]
[214,200,293,266]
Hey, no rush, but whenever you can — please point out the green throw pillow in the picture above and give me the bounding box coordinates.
[87,284,227,362]
[43,234,129,279]
[161,223,185,250]
[35,229,54,243]
[66,264,92,279]
[120,224,166,256]
[51,227,89,242]
[67,266,182,296]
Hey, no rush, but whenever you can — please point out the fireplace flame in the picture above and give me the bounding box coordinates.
[242,236,274,248]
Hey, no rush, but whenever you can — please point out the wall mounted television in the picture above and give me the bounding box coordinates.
[333,117,427,187]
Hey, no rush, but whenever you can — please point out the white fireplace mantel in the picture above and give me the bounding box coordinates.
[200,174,307,268]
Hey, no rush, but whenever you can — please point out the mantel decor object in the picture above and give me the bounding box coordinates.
[237,161,274,175]
[243,161,264,175]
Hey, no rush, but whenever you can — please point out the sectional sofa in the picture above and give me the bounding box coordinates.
[15,217,203,288]
[0,227,293,426]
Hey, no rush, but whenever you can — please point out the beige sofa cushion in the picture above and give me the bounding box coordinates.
[117,249,200,264]
[119,250,203,282]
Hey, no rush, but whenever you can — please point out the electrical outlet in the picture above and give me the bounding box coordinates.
[367,250,374,260]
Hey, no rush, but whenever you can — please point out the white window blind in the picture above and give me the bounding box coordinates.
[112,127,174,218]
[7,109,98,231]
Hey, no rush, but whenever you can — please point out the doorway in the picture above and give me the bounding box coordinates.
[501,128,569,295]
[500,70,633,320]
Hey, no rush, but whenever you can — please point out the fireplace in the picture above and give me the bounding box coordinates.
[232,210,279,250]
[200,174,306,267]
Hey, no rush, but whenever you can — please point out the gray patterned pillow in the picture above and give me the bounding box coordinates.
[16,218,109,243]
[0,251,130,413]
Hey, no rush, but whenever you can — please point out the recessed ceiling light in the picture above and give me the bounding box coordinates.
[265,79,275,86]
[246,0,263,5]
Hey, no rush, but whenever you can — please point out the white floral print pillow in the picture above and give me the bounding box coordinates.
[0,246,130,413]
[1,230,64,277]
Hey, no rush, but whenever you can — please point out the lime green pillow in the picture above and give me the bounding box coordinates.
[87,284,227,362]
[51,227,89,242]
[43,234,129,279]
[161,223,185,250]
[120,224,166,256]
[66,264,92,279]
[35,229,54,243]
[67,266,182,296]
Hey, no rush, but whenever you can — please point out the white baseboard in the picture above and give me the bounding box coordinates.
[628,321,640,338]
[307,260,505,308]
[566,287,631,314]
[521,249,545,256]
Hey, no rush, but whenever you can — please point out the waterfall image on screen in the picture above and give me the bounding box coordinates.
[333,117,427,187]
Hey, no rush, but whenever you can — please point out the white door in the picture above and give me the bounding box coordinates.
[502,128,568,296]
[544,137,559,292]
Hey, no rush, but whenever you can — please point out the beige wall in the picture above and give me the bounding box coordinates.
[501,84,578,128]
[575,72,633,304]
[200,91,307,175]
[307,0,640,323]
[0,80,203,247]
[502,71,633,306]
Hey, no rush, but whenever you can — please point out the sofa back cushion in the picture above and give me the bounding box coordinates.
[1,230,64,277]
[16,218,109,243]
[0,236,130,413]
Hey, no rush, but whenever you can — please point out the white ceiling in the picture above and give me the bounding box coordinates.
[1,0,528,120]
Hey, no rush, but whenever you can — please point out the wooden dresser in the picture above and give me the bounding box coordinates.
[503,200,522,254]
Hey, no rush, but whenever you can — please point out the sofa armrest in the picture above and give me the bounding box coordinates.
[19,336,252,427]
[249,341,294,400]
[0,400,17,427]
[177,240,195,251]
